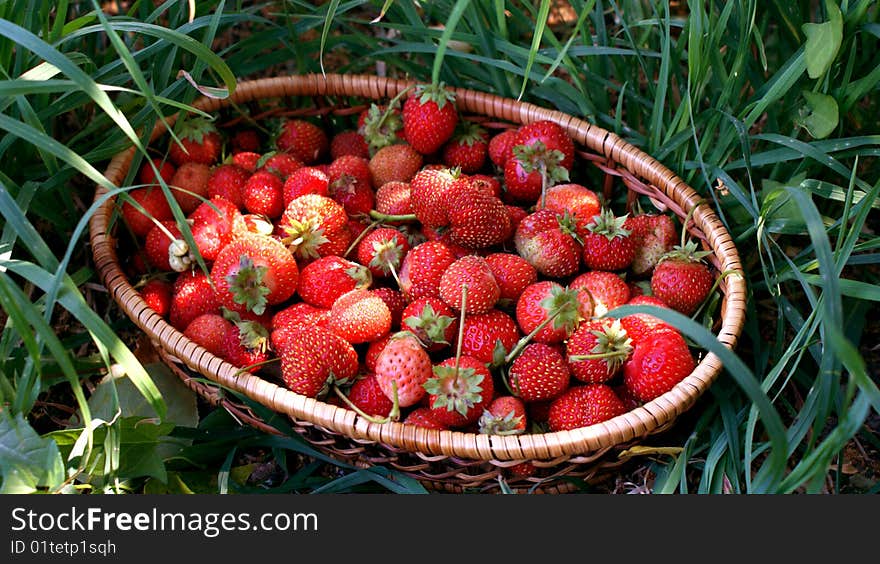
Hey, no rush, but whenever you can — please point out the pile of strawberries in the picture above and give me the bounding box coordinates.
[122,82,717,457]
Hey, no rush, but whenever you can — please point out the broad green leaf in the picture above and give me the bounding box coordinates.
[802,0,843,79]
[0,412,65,494]
[799,91,838,139]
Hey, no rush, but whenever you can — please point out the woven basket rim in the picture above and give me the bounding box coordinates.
[88,73,747,462]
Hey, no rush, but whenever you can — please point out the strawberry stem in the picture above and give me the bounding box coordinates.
[332,384,394,424]
[368,210,418,223]
[344,220,379,257]
[453,284,468,385]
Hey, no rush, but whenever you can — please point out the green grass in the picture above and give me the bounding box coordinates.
[0,1,878,494]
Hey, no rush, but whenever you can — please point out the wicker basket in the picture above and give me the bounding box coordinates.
[89,74,746,493]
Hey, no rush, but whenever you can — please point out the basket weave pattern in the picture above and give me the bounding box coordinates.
[89,74,746,493]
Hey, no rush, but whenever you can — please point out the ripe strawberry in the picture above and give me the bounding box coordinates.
[330,130,370,160]
[565,318,633,384]
[138,157,176,186]
[371,287,407,328]
[650,241,715,316]
[543,183,601,232]
[470,174,502,198]
[618,295,676,345]
[169,161,212,214]
[628,213,677,277]
[282,166,330,206]
[231,151,261,172]
[368,143,423,187]
[445,183,511,249]
[397,241,456,301]
[402,83,459,155]
[327,156,376,218]
[484,252,538,307]
[277,194,352,260]
[274,119,329,164]
[230,128,261,153]
[365,332,393,373]
[206,163,249,209]
[514,120,575,170]
[409,167,461,228]
[326,288,392,344]
[258,151,303,179]
[569,270,631,317]
[139,278,173,317]
[271,301,331,331]
[358,103,405,154]
[503,120,574,205]
[220,311,271,373]
[211,233,299,315]
[438,255,500,315]
[424,355,494,428]
[581,209,636,271]
[404,406,448,430]
[401,296,457,352]
[356,227,410,279]
[374,181,413,219]
[441,121,489,173]
[345,373,394,418]
[168,115,222,166]
[623,330,695,402]
[273,324,359,398]
[507,342,570,403]
[488,129,518,168]
[169,269,220,330]
[121,187,175,238]
[514,209,582,278]
[547,384,627,432]
[188,196,244,262]
[184,312,233,358]
[242,170,284,218]
[297,255,372,309]
[460,308,521,365]
[374,331,434,408]
[144,220,187,272]
[478,395,527,435]
[515,281,582,345]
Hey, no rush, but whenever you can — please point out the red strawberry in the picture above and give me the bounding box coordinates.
[184,312,233,358]
[169,161,212,214]
[402,83,459,155]
[220,311,271,373]
[547,384,627,432]
[441,121,489,173]
[484,252,538,307]
[144,220,193,273]
[188,196,244,262]
[273,324,359,398]
[438,255,500,315]
[628,213,677,277]
[138,157,176,186]
[401,296,458,352]
[271,302,331,331]
[565,318,633,384]
[168,115,222,166]
[404,406,448,430]
[650,241,715,316]
[445,184,511,249]
[371,287,407,328]
[618,295,676,345]
[356,227,410,279]
[397,241,457,301]
[460,308,521,365]
[242,170,284,218]
[514,209,582,278]
[409,167,461,228]
[569,270,631,316]
[374,331,434,408]
[514,281,582,345]
[507,342,570,403]
[121,187,174,238]
[488,129,518,168]
[623,330,695,402]
[345,373,394,418]
[374,181,413,219]
[543,183,601,232]
[470,174,502,198]
[581,209,636,271]
[365,332,393,373]
[330,130,370,160]
[424,355,494,428]
[258,152,303,179]
[282,166,330,206]
[211,233,299,315]
[478,395,527,435]
[368,143,423,188]
[296,255,372,309]
[326,288,392,344]
[206,163,250,209]
[230,128,261,153]
[274,119,329,164]
[503,120,574,205]
[513,120,575,170]
[231,151,261,172]
[277,194,352,260]
[139,278,173,317]
[328,155,375,217]
[169,269,220,330]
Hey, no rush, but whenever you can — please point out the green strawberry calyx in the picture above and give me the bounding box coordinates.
[451,120,487,147]
[587,209,632,241]
[478,408,525,436]
[361,103,404,154]
[403,302,454,346]
[659,240,712,265]
[281,218,330,260]
[368,237,405,277]
[225,255,270,315]
[176,114,218,144]
[512,140,570,208]
[221,307,270,353]
[568,319,633,374]
[414,82,457,111]
[345,263,374,289]
[424,365,484,418]
[539,285,582,336]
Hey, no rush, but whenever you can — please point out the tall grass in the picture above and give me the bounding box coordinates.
[0,1,877,493]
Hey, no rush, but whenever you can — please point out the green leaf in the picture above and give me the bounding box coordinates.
[799,91,838,139]
[0,412,65,494]
[802,0,843,79]
[760,182,808,235]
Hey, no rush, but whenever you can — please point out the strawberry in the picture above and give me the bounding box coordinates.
[371,286,407,328]
[242,169,284,218]
[169,269,220,330]
[138,157,176,186]
[459,308,521,365]
[355,227,410,279]
[397,240,457,301]
[188,196,244,262]
[503,120,574,206]
[484,252,538,307]
[438,255,500,315]
[424,355,494,428]
[168,115,222,166]
[282,166,330,206]
[487,129,518,168]
[409,167,462,229]
[514,209,582,278]
[623,330,695,402]
[618,295,676,345]
[328,155,375,217]
[345,373,394,418]
[514,281,582,345]
[326,288,392,344]
[650,240,715,316]
[445,183,511,249]
[274,119,329,164]
[470,174,502,198]
[401,296,457,352]
[581,209,636,271]
[374,181,413,219]
[568,270,631,316]
[507,342,570,403]
[330,130,370,160]
[211,233,299,315]
[402,83,459,155]
[296,254,372,309]
[258,151,303,179]
[139,278,173,317]
[566,318,633,384]
[365,332,393,373]
[374,331,434,408]
[277,194,352,260]
[627,213,677,277]
[220,310,271,373]
[358,103,405,154]
[230,128,261,153]
[441,121,489,174]
[121,187,175,238]
[169,161,212,214]
[513,120,575,170]
[206,163,250,209]
[404,406,448,430]
[273,324,359,398]
[478,395,527,435]
[547,384,627,432]
[231,151,261,172]
[271,301,331,330]
[183,312,233,358]
[369,143,423,188]
[543,183,601,233]
[144,220,193,273]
